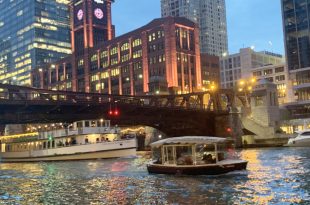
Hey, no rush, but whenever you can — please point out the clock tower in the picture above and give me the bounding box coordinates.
[70,0,115,92]
[71,0,114,54]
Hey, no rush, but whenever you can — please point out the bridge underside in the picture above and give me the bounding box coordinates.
[0,101,221,137]
[0,83,237,137]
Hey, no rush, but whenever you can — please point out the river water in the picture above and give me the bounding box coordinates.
[0,147,309,205]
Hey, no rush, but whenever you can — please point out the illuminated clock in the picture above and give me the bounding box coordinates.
[77,9,83,20]
[94,8,104,19]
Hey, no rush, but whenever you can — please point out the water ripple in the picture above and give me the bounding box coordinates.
[0,148,310,204]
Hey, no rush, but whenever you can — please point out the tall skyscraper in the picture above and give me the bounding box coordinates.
[281,0,310,101]
[0,0,72,86]
[161,0,228,56]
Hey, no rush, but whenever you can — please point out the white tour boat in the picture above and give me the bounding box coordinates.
[287,130,310,147]
[0,120,136,162]
[147,136,248,175]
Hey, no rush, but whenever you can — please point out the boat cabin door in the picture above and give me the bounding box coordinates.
[162,146,176,165]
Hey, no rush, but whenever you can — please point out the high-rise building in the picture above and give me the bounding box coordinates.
[281,0,310,101]
[161,0,228,56]
[220,47,284,89]
[0,0,72,86]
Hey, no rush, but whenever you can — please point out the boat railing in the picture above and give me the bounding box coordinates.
[56,137,135,150]
[38,126,120,140]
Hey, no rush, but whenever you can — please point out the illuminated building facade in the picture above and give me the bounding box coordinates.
[70,0,115,92]
[0,0,72,86]
[32,15,202,95]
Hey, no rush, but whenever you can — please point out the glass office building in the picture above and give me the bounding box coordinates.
[282,0,310,71]
[282,0,310,101]
[0,0,72,86]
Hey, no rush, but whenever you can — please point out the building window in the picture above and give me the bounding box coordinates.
[121,43,129,51]
[132,39,142,47]
[100,51,108,58]
[110,47,118,55]
[263,69,273,75]
[133,50,142,59]
[275,66,284,73]
[275,75,285,82]
[253,71,262,77]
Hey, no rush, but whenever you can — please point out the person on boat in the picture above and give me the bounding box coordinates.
[65,140,69,146]
[71,138,77,145]
[57,141,64,147]
[202,153,215,164]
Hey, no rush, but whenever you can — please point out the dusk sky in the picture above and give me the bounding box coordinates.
[113,0,284,55]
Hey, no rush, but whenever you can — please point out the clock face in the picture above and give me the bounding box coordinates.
[77,9,83,20]
[94,8,104,19]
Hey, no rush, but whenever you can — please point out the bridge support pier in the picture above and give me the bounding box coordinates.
[215,113,243,147]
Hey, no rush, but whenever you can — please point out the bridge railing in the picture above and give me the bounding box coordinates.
[0,83,233,113]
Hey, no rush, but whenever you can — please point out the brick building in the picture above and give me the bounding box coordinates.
[32,0,202,95]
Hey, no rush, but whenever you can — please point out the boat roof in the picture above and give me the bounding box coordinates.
[150,136,227,147]
[295,130,310,134]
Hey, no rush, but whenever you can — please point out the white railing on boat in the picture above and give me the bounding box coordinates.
[38,127,120,140]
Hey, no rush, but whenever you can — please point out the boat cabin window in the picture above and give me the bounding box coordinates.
[152,147,162,164]
[85,121,90,127]
[43,142,47,149]
[77,122,83,128]
[301,132,310,136]
[196,144,217,164]
[91,121,97,127]
[176,146,193,165]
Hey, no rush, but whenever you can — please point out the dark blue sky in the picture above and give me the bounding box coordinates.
[113,0,284,55]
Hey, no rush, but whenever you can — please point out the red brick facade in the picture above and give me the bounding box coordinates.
[31,1,202,95]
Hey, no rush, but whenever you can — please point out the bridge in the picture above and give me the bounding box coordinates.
[0,84,239,137]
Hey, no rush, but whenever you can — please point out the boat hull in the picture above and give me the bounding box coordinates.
[0,140,136,162]
[287,138,310,147]
[147,161,248,175]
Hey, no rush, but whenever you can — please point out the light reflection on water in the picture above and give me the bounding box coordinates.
[0,148,309,204]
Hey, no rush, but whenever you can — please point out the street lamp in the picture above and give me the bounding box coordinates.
[238,77,256,107]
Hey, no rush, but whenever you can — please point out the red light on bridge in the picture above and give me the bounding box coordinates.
[226,128,232,133]
[108,109,120,116]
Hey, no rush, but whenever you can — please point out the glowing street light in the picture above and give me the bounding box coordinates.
[210,84,216,91]
[238,77,257,107]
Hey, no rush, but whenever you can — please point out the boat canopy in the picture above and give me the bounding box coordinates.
[150,136,227,148]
